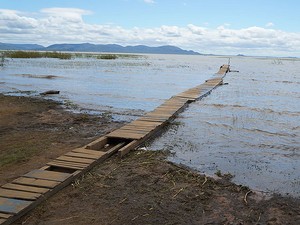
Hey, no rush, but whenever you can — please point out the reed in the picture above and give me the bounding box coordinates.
[4,51,72,59]
[0,53,4,66]
[97,54,118,60]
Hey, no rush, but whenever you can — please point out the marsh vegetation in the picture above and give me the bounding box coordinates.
[3,51,72,59]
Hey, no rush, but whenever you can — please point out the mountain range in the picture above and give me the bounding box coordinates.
[0,42,200,55]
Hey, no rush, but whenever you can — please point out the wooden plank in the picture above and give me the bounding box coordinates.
[46,161,84,171]
[118,140,139,158]
[117,129,151,134]
[116,128,149,134]
[106,132,143,140]
[0,170,81,224]
[106,142,126,154]
[56,156,94,164]
[0,212,12,219]
[0,189,40,201]
[121,124,157,129]
[47,160,87,170]
[109,129,148,135]
[12,177,60,189]
[85,136,108,150]
[138,118,167,122]
[130,121,162,127]
[106,132,145,139]
[64,152,100,160]
[23,170,72,182]
[119,127,154,133]
[72,148,105,156]
[0,219,6,224]
[1,183,49,194]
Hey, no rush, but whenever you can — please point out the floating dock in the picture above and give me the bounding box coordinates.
[0,64,230,225]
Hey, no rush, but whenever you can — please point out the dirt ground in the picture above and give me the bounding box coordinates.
[0,94,122,185]
[0,94,299,225]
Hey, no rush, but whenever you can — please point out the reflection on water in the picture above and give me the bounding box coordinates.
[1,54,299,197]
[150,57,300,197]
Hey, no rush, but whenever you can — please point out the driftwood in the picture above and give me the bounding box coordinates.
[40,90,60,95]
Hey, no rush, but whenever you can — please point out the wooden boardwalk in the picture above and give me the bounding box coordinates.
[0,64,229,225]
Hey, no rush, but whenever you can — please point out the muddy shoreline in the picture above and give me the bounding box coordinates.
[0,94,299,224]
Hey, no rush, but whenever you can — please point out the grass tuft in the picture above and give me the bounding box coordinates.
[97,54,118,60]
[4,51,72,59]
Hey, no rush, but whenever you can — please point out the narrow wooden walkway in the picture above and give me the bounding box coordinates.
[0,64,230,225]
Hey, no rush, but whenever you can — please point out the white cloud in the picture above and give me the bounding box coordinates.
[266,22,274,27]
[0,8,300,56]
[144,0,155,4]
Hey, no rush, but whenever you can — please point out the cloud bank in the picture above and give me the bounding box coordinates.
[1,8,300,56]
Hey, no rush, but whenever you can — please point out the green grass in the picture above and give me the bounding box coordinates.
[4,51,72,59]
[0,147,39,167]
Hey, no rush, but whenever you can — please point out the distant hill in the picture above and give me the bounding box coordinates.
[0,43,44,50]
[0,42,200,55]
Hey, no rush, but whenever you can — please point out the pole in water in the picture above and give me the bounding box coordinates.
[228,57,231,66]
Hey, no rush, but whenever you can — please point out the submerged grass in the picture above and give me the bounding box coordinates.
[4,51,72,59]
[97,54,118,60]
[97,54,142,60]
[0,53,5,66]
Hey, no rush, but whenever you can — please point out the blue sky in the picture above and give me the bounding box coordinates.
[1,0,300,56]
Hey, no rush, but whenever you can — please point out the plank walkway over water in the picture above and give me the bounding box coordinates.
[0,64,230,225]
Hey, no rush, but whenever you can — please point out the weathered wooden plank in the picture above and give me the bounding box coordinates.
[23,170,72,182]
[46,161,84,171]
[0,219,6,224]
[0,212,12,219]
[12,177,60,189]
[1,184,49,194]
[106,132,145,139]
[0,189,40,201]
[116,128,150,133]
[106,132,144,140]
[117,128,151,134]
[119,128,154,133]
[147,111,174,115]
[85,136,108,150]
[130,121,162,127]
[56,156,94,164]
[64,152,100,160]
[106,142,126,153]
[121,124,157,129]
[0,197,32,215]
[72,148,105,156]
[118,140,139,158]
[158,103,184,107]
[47,160,87,170]
[138,118,168,122]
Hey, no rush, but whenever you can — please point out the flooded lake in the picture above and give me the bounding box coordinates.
[150,56,300,197]
[1,54,299,197]
[0,54,225,117]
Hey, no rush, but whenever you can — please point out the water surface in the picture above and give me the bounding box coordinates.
[150,57,300,197]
